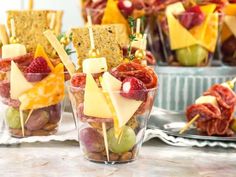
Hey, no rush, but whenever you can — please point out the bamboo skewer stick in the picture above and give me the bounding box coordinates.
[0,24,9,45]
[179,114,200,134]
[49,13,56,30]
[10,18,16,38]
[136,18,141,35]
[87,11,95,50]
[28,0,34,10]
[102,123,110,161]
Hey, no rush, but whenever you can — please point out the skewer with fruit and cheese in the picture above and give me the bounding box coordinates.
[180,78,236,136]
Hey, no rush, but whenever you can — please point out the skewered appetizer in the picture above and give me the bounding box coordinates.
[184,81,236,136]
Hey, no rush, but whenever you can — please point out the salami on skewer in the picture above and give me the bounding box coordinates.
[183,83,236,136]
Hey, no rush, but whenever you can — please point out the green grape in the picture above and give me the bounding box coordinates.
[107,126,136,153]
[230,119,236,132]
[6,107,21,129]
[176,45,208,66]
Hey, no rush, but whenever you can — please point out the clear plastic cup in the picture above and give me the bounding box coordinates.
[0,71,65,138]
[153,12,222,66]
[68,82,157,164]
[220,14,236,66]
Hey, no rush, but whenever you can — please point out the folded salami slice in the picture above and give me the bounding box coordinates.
[204,84,236,109]
[110,61,158,89]
[186,84,236,136]
[0,53,33,71]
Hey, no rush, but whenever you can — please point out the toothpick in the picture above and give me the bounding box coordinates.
[28,0,34,10]
[102,123,110,161]
[49,13,56,30]
[179,114,200,134]
[19,110,25,137]
[117,128,124,144]
[0,24,9,44]
[142,33,147,50]
[24,109,34,124]
[136,18,141,35]
[87,10,95,50]
[10,18,16,37]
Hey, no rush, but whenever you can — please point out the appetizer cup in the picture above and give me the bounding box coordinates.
[221,14,236,66]
[0,70,65,138]
[155,11,221,66]
[68,83,157,164]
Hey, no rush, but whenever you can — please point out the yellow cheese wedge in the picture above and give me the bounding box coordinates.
[84,73,112,118]
[224,16,236,38]
[18,63,65,110]
[82,57,108,74]
[200,4,216,14]
[10,61,34,99]
[2,44,27,59]
[167,13,197,50]
[44,30,75,76]
[223,4,236,15]
[190,13,218,52]
[101,72,142,128]
[34,44,54,70]
[195,95,218,107]
[102,0,129,31]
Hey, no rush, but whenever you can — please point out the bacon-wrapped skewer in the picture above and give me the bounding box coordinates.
[185,83,236,136]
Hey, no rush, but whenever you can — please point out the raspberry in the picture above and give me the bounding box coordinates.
[178,5,205,30]
[117,0,134,17]
[120,77,147,101]
[25,57,51,74]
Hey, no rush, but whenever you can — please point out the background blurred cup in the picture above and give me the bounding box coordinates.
[150,11,222,67]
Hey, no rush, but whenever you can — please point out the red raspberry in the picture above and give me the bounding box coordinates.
[25,57,51,74]
[117,0,134,17]
[178,5,205,30]
[120,77,147,101]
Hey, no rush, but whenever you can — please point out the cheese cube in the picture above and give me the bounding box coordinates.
[82,57,108,74]
[195,96,218,107]
[2,44,27,59]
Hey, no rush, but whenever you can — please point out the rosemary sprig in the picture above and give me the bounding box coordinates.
[127,17,137,60]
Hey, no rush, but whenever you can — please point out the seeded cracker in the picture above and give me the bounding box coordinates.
[7,10,53,55]
[72,24,129,69]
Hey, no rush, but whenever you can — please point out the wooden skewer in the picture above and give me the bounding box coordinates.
[49,13,56,30]
[0,24,9,44]
[179,114,199,134]
[24,109,34,124]
[28,0,34,10]
[142,33,147,50]
[10,18,16,37]
[87,11,95,50]
[19,110,25,137]
[136,18,141,35]
[102,123,110,161]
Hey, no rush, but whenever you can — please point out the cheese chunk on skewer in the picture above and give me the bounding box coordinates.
[2,44,26,58]
[195,95,218,107]
[82,57,108,74]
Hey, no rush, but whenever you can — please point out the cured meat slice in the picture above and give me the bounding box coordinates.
[0,53,33,71]
[111,61,158,89]
[186,103,221,122]
[204,84,236,109]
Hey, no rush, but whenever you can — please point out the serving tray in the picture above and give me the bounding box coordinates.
[148,109,236,142]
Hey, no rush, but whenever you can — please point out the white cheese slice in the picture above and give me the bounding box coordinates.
[82,57,108,74]
[165,2,185,15]
[44,30,75,76]
[195,95,218,107]
[101,72,142,128]
[84,73,112,118]
[2,44,26,59]
[10,61,33,99]
[224,16,236,37]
